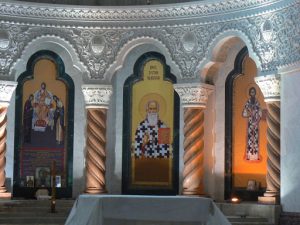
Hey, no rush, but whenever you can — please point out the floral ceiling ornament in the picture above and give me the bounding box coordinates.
[261,19,273,43]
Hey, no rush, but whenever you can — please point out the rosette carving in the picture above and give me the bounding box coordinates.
[85,108,107,194]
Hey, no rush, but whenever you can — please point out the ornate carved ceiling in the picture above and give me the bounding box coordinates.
[14,0,201,6]
[0,0,299,82]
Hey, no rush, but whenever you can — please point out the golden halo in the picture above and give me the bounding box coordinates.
[138,93,167,119]
[245,83,262,100]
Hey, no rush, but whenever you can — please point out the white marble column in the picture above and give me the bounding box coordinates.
[174,83,214,196]
[255,75,280,204]
[82,85,112,194]
[0,81,17,199]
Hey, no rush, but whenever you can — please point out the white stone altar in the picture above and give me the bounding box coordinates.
[65,195,230,225]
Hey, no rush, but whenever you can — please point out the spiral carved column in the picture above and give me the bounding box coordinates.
[255,74,280,204]
[82,84,112,194]
[174,83,214,196]
[0,106,8,194]
[183,108,205,195]
[85,108,107,194]
[265,102,280,196]
[0,81,17,199]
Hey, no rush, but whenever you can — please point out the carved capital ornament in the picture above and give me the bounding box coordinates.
[174,83,214,108]
[0,80,17,106]
[255,75,280,102]
[82,85,113,109]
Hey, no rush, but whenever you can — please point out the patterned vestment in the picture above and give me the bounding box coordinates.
[134,119,171,158]
[243,98,262,161]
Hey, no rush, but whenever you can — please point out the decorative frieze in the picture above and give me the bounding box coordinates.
[255,75,280,102]
[82,85,113,108]
[174,83,214,108]
[0,0,299,80]
[0,80,17,106]
[0,0,292,24]
[0,30,10,50]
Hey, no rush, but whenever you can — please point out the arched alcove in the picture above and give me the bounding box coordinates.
[122,52,179,195]
[13,50,74,198]
[225,47,267,201]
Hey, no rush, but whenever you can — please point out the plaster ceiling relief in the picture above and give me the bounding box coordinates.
[0,0,298,80]
[261,20,273,43]
[0,0,295,24]
[0,30,10,50]
[15,0,202,6]
[182,31,197,53]
[91,35,106,55]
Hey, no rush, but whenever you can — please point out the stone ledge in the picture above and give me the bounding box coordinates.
[258,196,279,205]
[280,212,300,225]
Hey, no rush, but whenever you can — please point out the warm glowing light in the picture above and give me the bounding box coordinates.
[231,197,240,203]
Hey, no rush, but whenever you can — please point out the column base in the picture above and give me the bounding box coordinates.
[258,191,279,204]
[0,192,11,199]
[85,188,107,194]
[182,189,207,197]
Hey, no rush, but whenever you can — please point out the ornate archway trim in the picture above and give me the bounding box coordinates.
[106,36,181,82]
[199,29,262,82]
[11,34,87,81]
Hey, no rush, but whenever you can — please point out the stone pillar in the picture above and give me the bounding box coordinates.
[255,75,280,204]
[0,81,17,199]
[174,83,214,196]
[82,85,112,194]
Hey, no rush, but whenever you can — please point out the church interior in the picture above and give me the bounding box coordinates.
[0,0,299,224]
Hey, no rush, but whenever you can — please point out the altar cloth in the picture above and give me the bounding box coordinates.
[65,195,230,225]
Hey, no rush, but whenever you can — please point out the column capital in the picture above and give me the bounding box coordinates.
[82,84,113,109]
[0,80,17,107]
[174,83,214,108]
[255,74,280,102]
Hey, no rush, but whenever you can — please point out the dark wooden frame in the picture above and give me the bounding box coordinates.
[13,50,74,199]
[122,52,179,195]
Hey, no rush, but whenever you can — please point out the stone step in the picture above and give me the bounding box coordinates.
[0,200,73,210]
[0,200,73,225]
[231,222,273,224]
[0,217,66,225]
[215,202,280,225]
[0,206,71,213]
[0,224,64,225]
[0,200,74,206]
[228,216,269,222]
[0,211,69,217]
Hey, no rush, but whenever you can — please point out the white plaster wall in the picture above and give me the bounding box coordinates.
[281,68,300,212]
[70,70,86,197]
[6,92,16,192]
[6,38,87,198]
[204,91,216,198]
[212,42,244,201]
